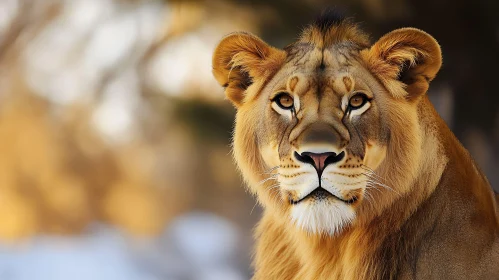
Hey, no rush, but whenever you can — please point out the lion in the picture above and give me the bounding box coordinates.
[212,13,499,280]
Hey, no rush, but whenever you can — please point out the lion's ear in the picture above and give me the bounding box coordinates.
[212,32,286,107]
[363,28,442,99]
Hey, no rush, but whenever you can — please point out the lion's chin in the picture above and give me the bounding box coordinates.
[290,200,356,236]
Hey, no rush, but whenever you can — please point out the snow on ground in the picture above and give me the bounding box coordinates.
[0,212,246,280]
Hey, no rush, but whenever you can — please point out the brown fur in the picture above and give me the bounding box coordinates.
[213,14,499,280]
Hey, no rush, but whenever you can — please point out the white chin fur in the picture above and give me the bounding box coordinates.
[290,200,355,235]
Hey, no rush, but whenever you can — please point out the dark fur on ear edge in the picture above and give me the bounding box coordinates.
[212,32,286,107]
[362,28,442,99]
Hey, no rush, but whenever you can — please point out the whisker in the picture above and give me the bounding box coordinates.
[362,172,384,183]
[361,169,401,197]
[361,165,388,182]
[267,184,280,191]
[366,178,398,193]
[360,165,377,174]
[362,189,375,209]
[361,168,386,183]
[365,177,401,197]
[250,200,259,215]
[258,174,278,185]
[360,164,376,173]
[361,170,388,187]
[261,166,280,175]
[364,184,383,195]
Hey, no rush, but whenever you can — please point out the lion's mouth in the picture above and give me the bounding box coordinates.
[290,187,358,205]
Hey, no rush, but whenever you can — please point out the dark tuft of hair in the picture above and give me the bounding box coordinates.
[312,9,348,32]
[297,9,370,48]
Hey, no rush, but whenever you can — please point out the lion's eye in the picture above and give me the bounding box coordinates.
[273,92,294,110]
[348,93,368,109]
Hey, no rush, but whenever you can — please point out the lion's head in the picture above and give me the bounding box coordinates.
[213,16,442,235]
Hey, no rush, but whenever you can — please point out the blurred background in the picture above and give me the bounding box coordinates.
[0,0,497,279]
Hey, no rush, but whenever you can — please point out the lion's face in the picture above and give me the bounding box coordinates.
[253,46,391,234]
[213,22,441,235]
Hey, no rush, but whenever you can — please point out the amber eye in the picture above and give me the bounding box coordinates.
[348,93,368,109]
[273,92,294,110]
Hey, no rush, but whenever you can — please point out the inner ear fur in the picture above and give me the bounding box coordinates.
[363,28,442,99]
[212,32,286,107]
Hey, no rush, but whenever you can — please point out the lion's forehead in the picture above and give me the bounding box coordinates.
[271,46,368,100]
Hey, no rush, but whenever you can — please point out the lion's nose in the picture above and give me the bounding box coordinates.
[294,151,345,177]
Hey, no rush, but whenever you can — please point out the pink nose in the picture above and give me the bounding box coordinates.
[294,151,345,177]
